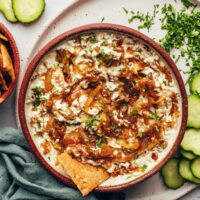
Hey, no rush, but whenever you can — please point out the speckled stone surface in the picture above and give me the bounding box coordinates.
[0,0,199,199]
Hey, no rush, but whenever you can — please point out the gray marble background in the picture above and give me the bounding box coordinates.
[0,0,200,199]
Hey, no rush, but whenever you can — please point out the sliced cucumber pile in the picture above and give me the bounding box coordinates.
[180,148,196,160]
[187,95,200,128]
[0,0,17,22]
[190,73,200,94]
[13,0,45,23]
[179,159,200,184]
[191,158,200,179]
[0,0,45,23]
[181,129,200,156]
[161,159,185,189]
[161,67,200,189]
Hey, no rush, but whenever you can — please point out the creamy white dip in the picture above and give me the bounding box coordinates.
[25,30,182,186]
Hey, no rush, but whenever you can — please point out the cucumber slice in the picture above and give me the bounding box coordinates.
[191,157,200,179]
[161,159,185,189]
[190,73,200,94]
[187,95,200,128]
[179,159,200,184]
[180,129,200,156]
[12,0,45,23]
[0,0,17,22]
[180,148,196,160]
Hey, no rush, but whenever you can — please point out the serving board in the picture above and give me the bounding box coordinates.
[14,0,200,199]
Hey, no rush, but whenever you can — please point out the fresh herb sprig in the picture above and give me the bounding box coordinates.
[159,4,200,84]
[33,86,47,110]
[126,4,159,31]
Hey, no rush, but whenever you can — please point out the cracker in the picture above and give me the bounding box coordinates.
[57,152,110,196]
[0,71,8,91]
[0,33,8,41]
[0,41,15,81]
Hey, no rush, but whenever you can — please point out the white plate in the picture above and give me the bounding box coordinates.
[16,0,199,199]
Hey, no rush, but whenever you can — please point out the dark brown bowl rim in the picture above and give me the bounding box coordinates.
[18,23,188,192]
[0,23,20,104]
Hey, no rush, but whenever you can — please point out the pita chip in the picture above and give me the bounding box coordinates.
[0,71,8,91]
[57,152,110,196]
[0,33,8,41]
[0,41,15,81]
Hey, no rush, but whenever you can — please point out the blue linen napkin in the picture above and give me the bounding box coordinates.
[0,127,125,200]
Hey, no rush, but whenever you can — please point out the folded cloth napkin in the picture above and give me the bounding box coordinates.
[0,127,125,200]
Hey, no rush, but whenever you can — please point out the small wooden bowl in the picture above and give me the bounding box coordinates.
[0,23,20,104]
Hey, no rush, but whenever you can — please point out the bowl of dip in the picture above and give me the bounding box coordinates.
[18,23,187,193]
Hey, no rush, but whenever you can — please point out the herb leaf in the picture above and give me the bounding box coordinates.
[141,164,148,172]
[131,110,138,115]
[96,136,104,148]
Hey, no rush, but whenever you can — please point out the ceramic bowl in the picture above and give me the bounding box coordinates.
[0,23,20,104]
[18,23,187,192]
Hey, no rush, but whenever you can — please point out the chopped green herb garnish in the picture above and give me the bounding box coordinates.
[107,90,113,94]
[48,156,51,161]
[73,78,78,82]
[53,63,58,68]
[126,175,133,179]
[163,80,167,86]
[111,126,118,130]
[96,136,104,148]
[65,122,71,126]
[122,67,126,71]
[39,97,47,102]
[159,4,200,84]
[33,86,47,110]
[60,147,65,152]
[37,119,42,123]
[84,140,89,144]
[100,41,108,46]
[125,149,131,153]
[181,0,195,8]
[118,77,124,82]
[142,86,147,91]
[99,100,105,106]
[34,86,42,96]
[89,46,93,53]
[116,130,121,136]
[134,153,139,159]
[123,7,128,14]
[34,105,38,111]
[131,110,138,115]
[34,133,39,136]
[90,34,97,43]
[85,117,96,127]
[175,55,181,64]
[100,49,109,58]
[70,117,76,121]
[127,4,159,31]
[106,111,110,116]
[107,59,113,67]
[101,17,105,23]
[137,131,143,138]
[151,113,160,121]
[52,89,59,95]
[155,125,160,133]
[141,164,148,172]
[45,139,49,143]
